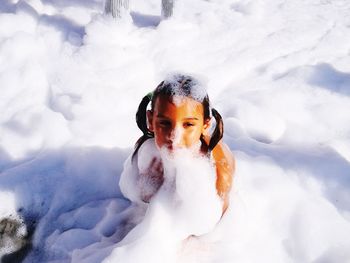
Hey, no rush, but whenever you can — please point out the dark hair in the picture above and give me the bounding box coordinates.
[133,74,223,159]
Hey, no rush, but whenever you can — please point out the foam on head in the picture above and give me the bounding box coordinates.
[155,73,209,107]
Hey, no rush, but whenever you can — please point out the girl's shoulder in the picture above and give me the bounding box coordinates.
[211,141,235,174]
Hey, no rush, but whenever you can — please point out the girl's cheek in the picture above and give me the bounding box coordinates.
[155,126,168,138]
[155,136,165,149]
[155,127,172,146]
[184,130,199,147]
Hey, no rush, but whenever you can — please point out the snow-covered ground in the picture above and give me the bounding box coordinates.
[1,0,350,262]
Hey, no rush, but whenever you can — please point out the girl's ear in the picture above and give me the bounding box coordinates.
[147,110,154,132]
[202,118,211,136]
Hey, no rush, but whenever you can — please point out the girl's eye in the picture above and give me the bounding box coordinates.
[184,122,195,128]
[159,120,171,127]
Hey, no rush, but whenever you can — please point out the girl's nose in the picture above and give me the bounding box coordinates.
[169,127,184,148]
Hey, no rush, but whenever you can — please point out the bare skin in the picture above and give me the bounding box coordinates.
[211,140,235,213]
[143,95,235,214]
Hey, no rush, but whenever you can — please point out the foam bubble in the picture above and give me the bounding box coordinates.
[106,143,222,263]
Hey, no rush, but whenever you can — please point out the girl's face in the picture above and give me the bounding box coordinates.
[147,95,210,152]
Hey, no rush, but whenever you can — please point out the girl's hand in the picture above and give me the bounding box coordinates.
[139,157,164,202]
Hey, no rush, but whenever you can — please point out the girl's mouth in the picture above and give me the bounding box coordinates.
[165,144,183,152]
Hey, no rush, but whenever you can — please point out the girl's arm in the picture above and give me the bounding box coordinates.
[212,141,235,214]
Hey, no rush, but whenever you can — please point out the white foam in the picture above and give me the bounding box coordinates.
[160,73,208,105]
[104,146,222,263]
[0,192,17,218]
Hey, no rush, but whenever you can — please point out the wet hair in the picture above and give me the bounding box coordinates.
[133,74,223,159]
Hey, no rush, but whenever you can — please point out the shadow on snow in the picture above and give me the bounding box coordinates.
[0,146,134,262]
[308,63,350,97]
[0,0,87,46]
[130,11,161,28]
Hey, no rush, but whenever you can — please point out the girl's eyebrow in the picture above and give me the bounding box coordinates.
[183,117,199,121]
[156,114,170,118]
[156,114,199,121]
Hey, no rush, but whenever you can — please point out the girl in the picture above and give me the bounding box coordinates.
[120,74,235,214]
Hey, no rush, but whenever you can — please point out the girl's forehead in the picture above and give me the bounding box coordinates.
[154,95,204,117]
